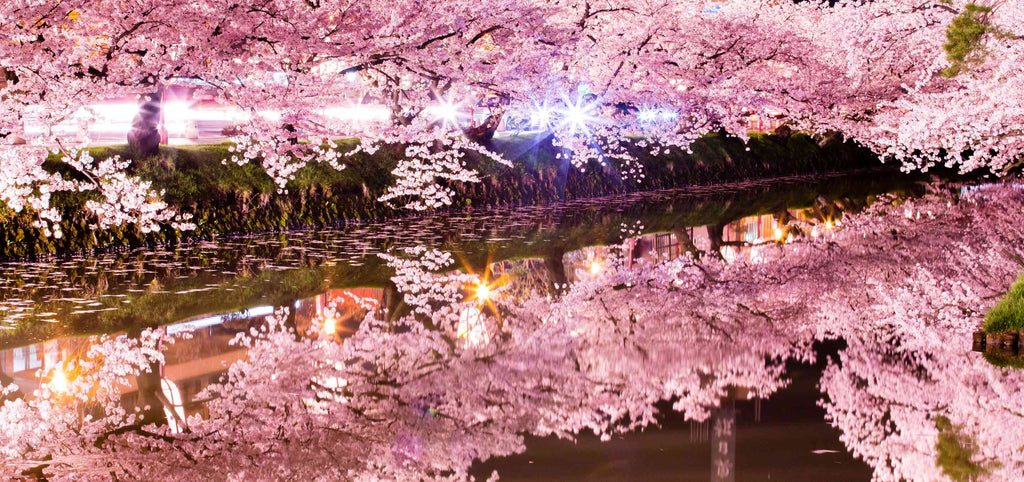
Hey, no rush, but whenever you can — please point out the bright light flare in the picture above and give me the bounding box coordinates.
[476,282,492,303]
[428,97,467,129]
[530,101,553,130]
[49,368,70,394]
[637,107,678,124]
[588,260,603,275]
[773,227,784,241]
[558,94,601,134]
[637,108,659,122]
[323,316,337,334]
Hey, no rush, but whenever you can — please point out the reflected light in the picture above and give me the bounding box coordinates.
[323,316,337,334]
[457,306,490,346]
[50,369,69,394]
[476,282,492,303]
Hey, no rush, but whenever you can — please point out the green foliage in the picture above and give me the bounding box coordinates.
[2,130,882,259]
[942,3,994,78]
[981,350,1024,369]
[984,274,1024,333]
[934,416,992,481]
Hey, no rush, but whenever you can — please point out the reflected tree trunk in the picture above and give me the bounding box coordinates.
[672,227,702,259]
[812,195,839,223]
[544,248,568,295]
[706,224,726,260]
[382,284,408,324]
[773,208,792,226]
[136,359,168,425]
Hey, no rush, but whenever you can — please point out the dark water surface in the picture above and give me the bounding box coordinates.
[473,346,873,482]
[0,171,941,480]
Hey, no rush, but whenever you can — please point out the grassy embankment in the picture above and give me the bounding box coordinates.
[983,274,1024,334]
[0,131,884,259]
[979,274,1024,368]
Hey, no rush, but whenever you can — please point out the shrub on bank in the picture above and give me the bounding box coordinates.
[985,274,1024,333]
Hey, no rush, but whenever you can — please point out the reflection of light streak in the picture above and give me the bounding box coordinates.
[160,379,187,434]
[22,100,393,144]
[165,305,274,335]
[82,103,139,122]
[457,306,490,346]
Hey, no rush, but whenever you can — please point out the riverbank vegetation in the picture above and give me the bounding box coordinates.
[984,274,1024,333]
[0,131,882,259]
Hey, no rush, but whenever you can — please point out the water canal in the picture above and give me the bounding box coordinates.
[2,171,1023,481]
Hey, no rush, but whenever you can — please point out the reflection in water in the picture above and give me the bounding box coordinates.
[3,176,1024,481]
[0,172,916,345]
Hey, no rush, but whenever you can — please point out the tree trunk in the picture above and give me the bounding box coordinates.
[464,109,504,144]
[128,88,164,156]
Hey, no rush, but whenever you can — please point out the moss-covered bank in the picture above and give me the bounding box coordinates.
[1,131,883,259]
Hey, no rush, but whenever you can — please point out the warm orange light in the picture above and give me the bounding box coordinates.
[476,282,492,303]
[825,219,834,229]
[323,316,337,334]
[773,227,783,240]
[588,260,602,275]
[50,369,69,394]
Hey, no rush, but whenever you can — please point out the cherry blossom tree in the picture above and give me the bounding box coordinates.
[814,1,1024,175]
[5,0,1020,231]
